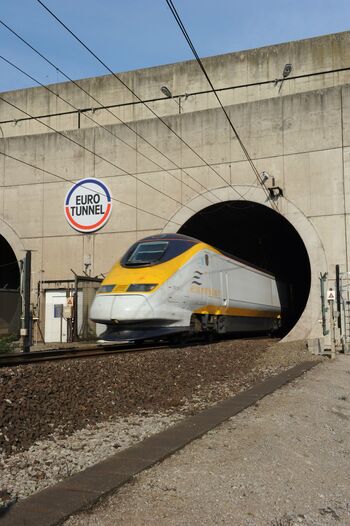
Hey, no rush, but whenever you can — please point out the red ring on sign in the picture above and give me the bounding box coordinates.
[65,203,111,231]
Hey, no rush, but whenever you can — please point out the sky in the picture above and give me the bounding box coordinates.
[0,0,349,93]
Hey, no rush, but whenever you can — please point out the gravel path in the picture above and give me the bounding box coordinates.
[0,339,318,511]
[65,355,350,526]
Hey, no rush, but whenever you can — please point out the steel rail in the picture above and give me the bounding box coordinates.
[0,336,276,368]
[0,342,170,367]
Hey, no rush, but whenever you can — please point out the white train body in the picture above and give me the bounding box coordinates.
[90,234,281,341]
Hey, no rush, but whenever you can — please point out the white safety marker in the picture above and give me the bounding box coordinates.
[327,289,335,301]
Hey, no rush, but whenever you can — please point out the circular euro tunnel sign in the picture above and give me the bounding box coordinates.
[64,178,112,233]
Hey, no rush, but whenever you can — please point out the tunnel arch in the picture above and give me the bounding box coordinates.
[0,235,20,289]
[0,219,24,335]
[164,186,327,341]
[0,218,24,290]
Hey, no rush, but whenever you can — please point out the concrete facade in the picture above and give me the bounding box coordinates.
[1,31,350,342]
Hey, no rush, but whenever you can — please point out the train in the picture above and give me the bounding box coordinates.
[89,233,282,342]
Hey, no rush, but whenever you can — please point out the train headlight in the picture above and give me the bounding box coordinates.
[97,284,116,293]
[127,284,157,292]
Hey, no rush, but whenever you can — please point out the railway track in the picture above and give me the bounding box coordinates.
[0,341,170,367]
[0,338,218,367]
[0,335,276,368]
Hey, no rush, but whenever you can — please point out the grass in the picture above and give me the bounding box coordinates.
[0,335,18,354]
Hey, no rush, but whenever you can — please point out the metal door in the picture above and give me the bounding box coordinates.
[44,291,67,343]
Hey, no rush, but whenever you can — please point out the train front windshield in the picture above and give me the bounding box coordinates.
[127,242,168,265]
[121,238,197,267]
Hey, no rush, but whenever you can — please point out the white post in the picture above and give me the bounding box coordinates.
[328,297,336,359]
[327,288,336,359]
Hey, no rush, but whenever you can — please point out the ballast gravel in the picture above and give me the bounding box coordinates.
[0,338,318,511]
[65,356,350,526]
[0,412,183,503]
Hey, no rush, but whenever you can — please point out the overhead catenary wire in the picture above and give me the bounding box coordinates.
[0,53,216,209]
[0,19,218,207]
[0,147,249,246]
[0,20,217,207]
[0,149,182,227]
[0,93,205,219]
[0,259,23,269]
[1,63,349,126]
[0,48,259,205]
[34,0,249,202]
[164,0,279,212]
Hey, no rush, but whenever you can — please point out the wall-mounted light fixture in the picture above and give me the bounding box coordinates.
[282,64,292,78]
[274,63,293,93]
[160,85,183,113]
[268,186,284,199]
[260,171,269,184]
[160,85,173,98]
[260,171,283,199]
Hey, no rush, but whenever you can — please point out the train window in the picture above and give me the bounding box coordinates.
[121,237,197,267]
[127,242,168,265]
[205,254,209,266]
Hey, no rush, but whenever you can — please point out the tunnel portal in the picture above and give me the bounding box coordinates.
[178,200,311,337]
[0,235,21,336]
[0,235,20,290]
[0,236,20,290]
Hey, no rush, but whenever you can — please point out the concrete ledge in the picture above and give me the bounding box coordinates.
[0,360,320,526]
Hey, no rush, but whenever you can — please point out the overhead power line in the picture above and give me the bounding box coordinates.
[0,19,218,207]
[0,93,206,219]
[34,0,249,202]
[0,259,23,269]
[164,0,278,212]
[0,149,181,227]
[0,52,215,209]
[1,63,349,125]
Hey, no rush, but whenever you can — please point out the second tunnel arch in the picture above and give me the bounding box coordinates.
[0,219,24,336]
[163,186,327,341]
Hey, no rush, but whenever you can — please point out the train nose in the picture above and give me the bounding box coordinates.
[111,294,153,321]
[90,294,114,322]
[90,294,153,323]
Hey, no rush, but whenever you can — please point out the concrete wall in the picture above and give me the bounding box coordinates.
[1,31,349,341]
[1,32,350,138]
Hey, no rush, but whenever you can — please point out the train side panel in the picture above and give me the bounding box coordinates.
[158,248,281,334]
[196,251,281,333]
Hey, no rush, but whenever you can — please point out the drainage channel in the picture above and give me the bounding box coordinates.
[0,360,320,526]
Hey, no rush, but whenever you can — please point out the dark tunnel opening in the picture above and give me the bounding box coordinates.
[0,235,20,290]
[178,201,311,337]
[0,236,21,336]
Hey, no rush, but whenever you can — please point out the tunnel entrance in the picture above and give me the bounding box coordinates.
[0,235,21,335]
[178,200,311,337]
[0,235,20,289]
